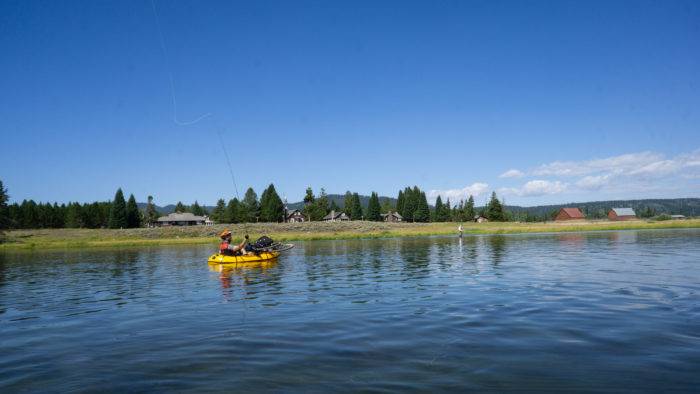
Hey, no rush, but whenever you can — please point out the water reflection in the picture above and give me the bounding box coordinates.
[488,235,507,265]
[399,238,431,280]
[209,260,282,302]
[608,230,638,245]
[556,233,586,248]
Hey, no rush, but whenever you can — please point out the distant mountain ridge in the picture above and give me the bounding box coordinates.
[135,203,216,215]
[286,194,397,211]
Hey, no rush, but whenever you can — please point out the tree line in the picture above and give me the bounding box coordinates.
[0,183,149,230]
[0,177,514,232]
[290,186,508,223]
[208,184,285,224]
[424,190,506,222]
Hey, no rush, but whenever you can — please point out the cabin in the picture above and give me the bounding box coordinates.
[474,215,488,223]
[155,212,208,226]
[286,209,305,223]
[554,207,585,221]
[608,208,637,221]
[322,210,350,221]
[381,211,403,222]
[670,215,686,220]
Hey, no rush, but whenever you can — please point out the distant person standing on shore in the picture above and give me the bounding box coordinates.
[458,224,463,238]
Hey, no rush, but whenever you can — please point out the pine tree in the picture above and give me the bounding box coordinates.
[211,199,226,222]
[259,184,284,222]
[486,192,505,221]
[19,200,37,228]
[330,199,339,212]
[38,203,54,228]
[242,187,259,222]
[303,188,330,221]
[82,202,99,228]
[174,201,186,213]
[396,190,405,216]
[53,202,65,228]
[344,191,354,217]
[414,191,430,222]
[445,198,452,222]
[101,202,112,228]
[126,194,141,228]
[401,186,422,222]
[108,188,128,229]
[146,195,159,226]
[465,195,475,221]
[65,202,82,228]
[400,187,413,221]
[380,198,393,213]
[0,180,9,230]
[303,187,315,205]
[434,196,445,222]
[7,203,19,229]
[302,188,316,220]
[367,192,382,221]
[352,192,363,220]
[314,188,330,220]
[191,201,205,216]
[225,198,240,223]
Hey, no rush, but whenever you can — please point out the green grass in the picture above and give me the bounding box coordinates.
[1,219,699,251]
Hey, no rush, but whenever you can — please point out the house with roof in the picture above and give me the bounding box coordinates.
[381,211,403,222]
[155,212,209,226]
[555,207,585,221]
[608,208,637,221]
[322,210,350,221]
[286,209,305,223]
[474,214,488,223]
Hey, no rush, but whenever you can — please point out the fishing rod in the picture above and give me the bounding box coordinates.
[216,129,250,241]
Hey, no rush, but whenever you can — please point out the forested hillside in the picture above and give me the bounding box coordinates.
[503,198,700,220]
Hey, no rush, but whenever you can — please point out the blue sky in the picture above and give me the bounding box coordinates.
[1,0,699,207]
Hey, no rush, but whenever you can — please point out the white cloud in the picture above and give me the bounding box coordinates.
[500,180,567,197]
[428,182,489,203]
[520,149,700,195]
[575,174,613,190]
[628,160,681,177]
[532,151,663,177]
[531,149,700,178]
[499,169,524,178]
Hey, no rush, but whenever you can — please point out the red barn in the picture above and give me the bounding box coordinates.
[608,208,637,221]
[555,207,585,221]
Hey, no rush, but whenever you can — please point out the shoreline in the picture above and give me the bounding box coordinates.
[2,219,699,251]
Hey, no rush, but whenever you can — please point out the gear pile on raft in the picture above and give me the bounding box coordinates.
[207,229,294,264]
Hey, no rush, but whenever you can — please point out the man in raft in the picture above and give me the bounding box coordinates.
[219,229,252,256]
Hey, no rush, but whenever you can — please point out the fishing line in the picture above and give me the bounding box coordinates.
[150,0,212,126]
[216,130,240,200]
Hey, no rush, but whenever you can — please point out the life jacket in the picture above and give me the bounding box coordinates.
[219,241,233,256]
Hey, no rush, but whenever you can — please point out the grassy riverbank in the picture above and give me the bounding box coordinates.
[2,219,699,250]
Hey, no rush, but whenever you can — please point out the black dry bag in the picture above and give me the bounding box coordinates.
[254,236,274,249]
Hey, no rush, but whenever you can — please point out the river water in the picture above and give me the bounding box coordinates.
[1,229,699,392]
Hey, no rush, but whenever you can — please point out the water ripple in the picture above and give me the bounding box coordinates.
[1,229,700,391]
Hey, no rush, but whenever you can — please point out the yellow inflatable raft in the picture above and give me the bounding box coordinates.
[207,251,280,265]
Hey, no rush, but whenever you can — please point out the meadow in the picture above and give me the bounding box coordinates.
[2,218,699,250]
